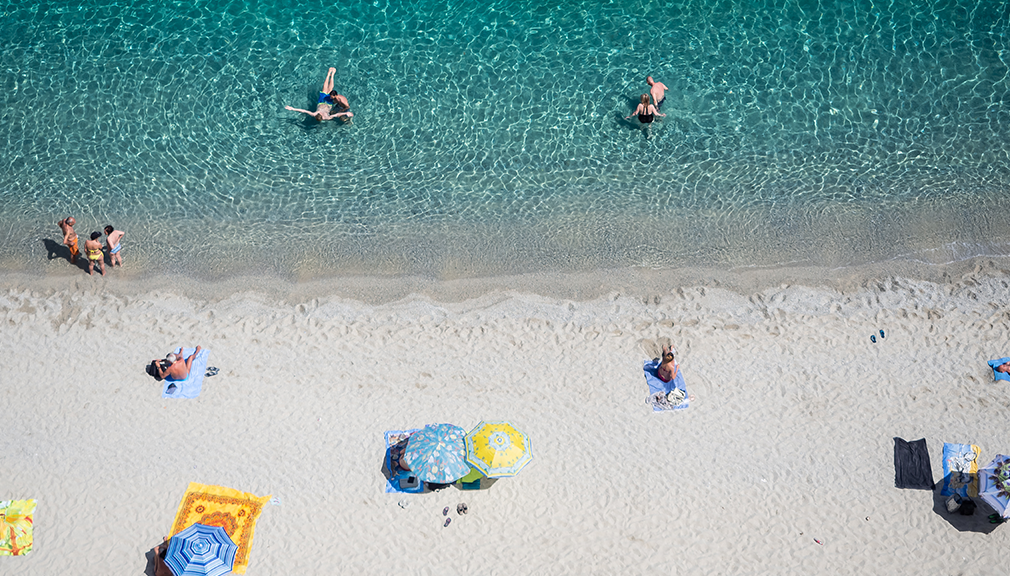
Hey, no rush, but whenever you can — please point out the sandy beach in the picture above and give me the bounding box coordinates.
[2,259,1010,575]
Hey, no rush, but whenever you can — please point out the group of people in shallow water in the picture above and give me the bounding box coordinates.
[56,217,125,276]
[626,76,668,128]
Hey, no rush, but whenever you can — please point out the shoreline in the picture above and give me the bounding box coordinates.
[4,255,1009,305]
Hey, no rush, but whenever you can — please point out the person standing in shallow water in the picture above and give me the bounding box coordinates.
[626,94,665,125]
[57,216,79,264]
[647,76,668,109]
[284,67,353,122]
[84,232,105,276]
[104,225,125,267]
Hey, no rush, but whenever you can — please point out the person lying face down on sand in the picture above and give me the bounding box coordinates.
[151,346,202,381]
[656,345,678,383]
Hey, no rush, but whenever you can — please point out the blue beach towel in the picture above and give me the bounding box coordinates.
[384,429,424,494]
[940,441,981,498]
[161,348,209,399]
[643,359,689,412]
[988,357,1010,382]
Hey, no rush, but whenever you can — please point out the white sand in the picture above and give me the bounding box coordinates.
[2,261,1010,575]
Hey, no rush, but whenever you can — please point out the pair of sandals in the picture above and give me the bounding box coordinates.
[205,366,219,377]
[989,513,1006,524]
[442,503,468,526]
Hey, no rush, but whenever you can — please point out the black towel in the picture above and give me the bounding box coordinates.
[894,437,935,490]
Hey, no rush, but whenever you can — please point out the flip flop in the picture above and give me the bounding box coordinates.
[444,518,451,527]
[879,329,885,339]
[870,335,876,343]
[205,367,219,377]
[442,506,449,516]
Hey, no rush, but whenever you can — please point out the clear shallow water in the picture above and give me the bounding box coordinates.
[2,0,1010,279]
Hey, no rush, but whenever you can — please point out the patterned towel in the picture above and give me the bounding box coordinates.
[940,442,981,498]
[0,499,36,556]
[170,483,270,574]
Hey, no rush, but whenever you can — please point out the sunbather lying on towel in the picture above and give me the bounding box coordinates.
[150,346,202,381]
[996,362,1010,374]
[657,345,678,383]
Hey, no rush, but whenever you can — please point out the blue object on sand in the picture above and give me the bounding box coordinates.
[988,357,1010,382]
[161,347,209,399]
[384,429,425,494]
[643,359,689,411]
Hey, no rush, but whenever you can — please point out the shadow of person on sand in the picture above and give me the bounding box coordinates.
[42,238,89,273]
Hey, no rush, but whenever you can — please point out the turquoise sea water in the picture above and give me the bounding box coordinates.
[2,0,1010,279]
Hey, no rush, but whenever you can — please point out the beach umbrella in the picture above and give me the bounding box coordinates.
[465,421,533,478]
[164,523,237,576]
[979,454,1010,519]
[403,423,470,484]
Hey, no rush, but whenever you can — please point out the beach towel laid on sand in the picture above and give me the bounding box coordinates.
[893,437,934,490]
[988,357,1010,382]
[171,482,270,574]
[385,429,424,493]
[0,499,36,556]
[161,347,209,399]
[940,442,981,498]
[643,359,689,411]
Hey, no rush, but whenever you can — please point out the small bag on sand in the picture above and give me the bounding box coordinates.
[945,493,963,513]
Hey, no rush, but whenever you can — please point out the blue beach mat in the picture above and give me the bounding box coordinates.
[643,359,689,412]
[161,348,209,399]
[384,429,424,494]
[988,357,1010,382]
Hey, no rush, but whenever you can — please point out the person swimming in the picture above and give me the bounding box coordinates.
[285,68,353,122]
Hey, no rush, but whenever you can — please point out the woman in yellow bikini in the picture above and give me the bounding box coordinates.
[84,231,105,276]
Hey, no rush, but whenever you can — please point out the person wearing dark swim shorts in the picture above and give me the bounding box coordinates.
[285,67,353,122]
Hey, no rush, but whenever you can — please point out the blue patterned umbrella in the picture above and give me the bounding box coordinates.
[979,454,1010,519]
[403,423,470,483]
[165,523,237,576]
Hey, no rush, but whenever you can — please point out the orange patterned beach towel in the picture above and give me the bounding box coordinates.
[170,483,270,574]
[0,499,36,556]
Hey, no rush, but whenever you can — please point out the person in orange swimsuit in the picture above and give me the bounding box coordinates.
[84,231,105,276]
[57,216,79,264]
[656,344,678,383]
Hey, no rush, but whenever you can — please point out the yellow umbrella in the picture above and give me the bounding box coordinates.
[464,421,532,478]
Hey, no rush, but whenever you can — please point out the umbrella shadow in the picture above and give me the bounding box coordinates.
[931,481,1002,534]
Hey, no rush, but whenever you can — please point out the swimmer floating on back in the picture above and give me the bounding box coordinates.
[285,67,353,122]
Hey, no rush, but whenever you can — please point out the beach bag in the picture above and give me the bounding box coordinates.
[959,497,976,516]
[945,493,963,513]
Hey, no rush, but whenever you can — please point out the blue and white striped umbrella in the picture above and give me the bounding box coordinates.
[403,423,470,484]
[165,523,237,576]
